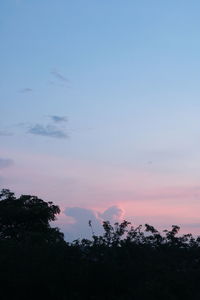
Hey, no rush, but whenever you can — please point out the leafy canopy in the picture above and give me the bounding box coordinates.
[0,189,63,242]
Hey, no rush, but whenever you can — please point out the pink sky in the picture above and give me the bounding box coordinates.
[1,148,200,239]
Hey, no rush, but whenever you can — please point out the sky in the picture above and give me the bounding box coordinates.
[1,0,200,240]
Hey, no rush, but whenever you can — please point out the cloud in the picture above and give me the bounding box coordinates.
[181,223,200,228]
[51,69,69,83]
[65,207,101,236]
[28,124,68,139]
[63,205,125,240]
[100,206,125,223]
[0,130,13,136]
[0,176,5,183]
[0,158,14,169]
[19,88,33,93]
[23,115,69,139]
[50,115,68,123]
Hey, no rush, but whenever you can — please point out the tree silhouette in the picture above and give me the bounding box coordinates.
[0,189,64,243]
[1,188,200,300]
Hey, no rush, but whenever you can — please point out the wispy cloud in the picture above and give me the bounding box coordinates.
[28,124,68,139]
[19,88,33,93]
[51,69,69,83]
[0,176,5,183]
[0,158,14,169]
[50,115,68,123]
[0,130,13,136]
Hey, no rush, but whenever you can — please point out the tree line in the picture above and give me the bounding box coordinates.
[0,189,200,300]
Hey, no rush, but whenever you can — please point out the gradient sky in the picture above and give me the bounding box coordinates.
[1,0,200,239]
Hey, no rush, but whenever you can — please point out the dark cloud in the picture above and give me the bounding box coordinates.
[64,205,124,240]
[50,115,68,123]
[19,88,33,93]
[51,69,69,83]
[28,124,68,139]
[0,158,14,169]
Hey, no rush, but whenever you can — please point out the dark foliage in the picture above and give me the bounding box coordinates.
[1,189,200,300]
[0,189,64,243]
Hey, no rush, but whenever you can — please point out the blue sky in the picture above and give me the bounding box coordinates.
[1,0,200,239]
